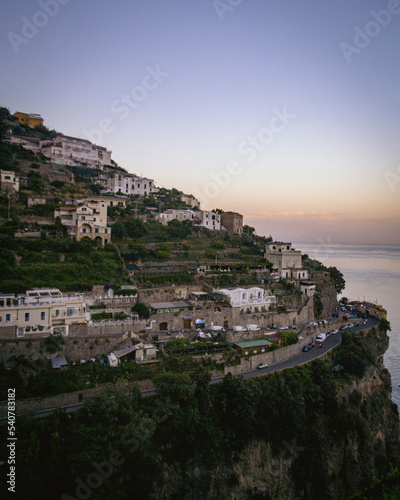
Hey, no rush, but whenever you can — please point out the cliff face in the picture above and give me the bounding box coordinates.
[315,277,338,319]
[151,327,400,500]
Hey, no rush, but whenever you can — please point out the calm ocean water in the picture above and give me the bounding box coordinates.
[294,243,400,408]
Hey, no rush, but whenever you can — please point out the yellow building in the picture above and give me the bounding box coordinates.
[54,202,111,247]
[356,301,387,320]
[14,112,44,128]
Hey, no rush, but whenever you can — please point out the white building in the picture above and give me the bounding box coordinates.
[54,201,111,247]
[194,211,221,231]
[98,171,157,197]
[265,242,309,280]
[0,170,19,192]
[217,286,276,313]
[180,193,200,209]
[0,289,86,336]
[155,209,195,225]
[300,282,316,297]
[40,134,112,169]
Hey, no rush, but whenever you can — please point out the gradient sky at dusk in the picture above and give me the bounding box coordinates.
[1,0,400,244]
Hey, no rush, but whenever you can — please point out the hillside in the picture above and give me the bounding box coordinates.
[1,322,398,500]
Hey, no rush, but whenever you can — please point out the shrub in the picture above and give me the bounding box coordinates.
[91,312,112,320]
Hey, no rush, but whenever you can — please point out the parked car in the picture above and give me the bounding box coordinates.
[315,333,327,343]
[302,343,315,352]
[331,329,339,335]
[257,362,268,369]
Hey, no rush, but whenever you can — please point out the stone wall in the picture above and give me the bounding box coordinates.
[0,379,154,418]
[224,326,340,375]
[0,333,133,366]
[138,285,204,303]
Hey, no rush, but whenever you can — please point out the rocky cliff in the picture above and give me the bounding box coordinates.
[150,326,399,500]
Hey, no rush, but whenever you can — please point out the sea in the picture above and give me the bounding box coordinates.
[294,243,400,409]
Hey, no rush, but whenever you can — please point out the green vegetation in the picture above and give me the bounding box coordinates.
[131,303,150,319]
[2,337,397,499]
[0,236,126,293]
[303,254,346,293]
[334,330,375,377]
[313,293,324,319]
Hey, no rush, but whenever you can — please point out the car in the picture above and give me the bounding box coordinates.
[309,321,318,326]
[279,326,289,330]
[302,342,315,352]
[331,329,339,335]
[257,362,268,369]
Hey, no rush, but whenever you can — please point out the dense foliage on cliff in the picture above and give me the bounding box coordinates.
[2,329,398,499]
[303,254,346,293]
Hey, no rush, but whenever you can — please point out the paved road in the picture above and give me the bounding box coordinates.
[0,318,378,424]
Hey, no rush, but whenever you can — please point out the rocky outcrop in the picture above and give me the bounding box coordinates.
[151,326,400,500]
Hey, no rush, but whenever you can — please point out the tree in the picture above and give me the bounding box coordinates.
[314,294,324,319]
[131,303,150,319]
[243,225,255,235]
[378,318,391,333]
[328,266,346,294]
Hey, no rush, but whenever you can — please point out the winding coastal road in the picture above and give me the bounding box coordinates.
[0,318,379,424]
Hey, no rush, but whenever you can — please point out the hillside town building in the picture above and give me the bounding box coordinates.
[217,286,277,313]
[195,210,221,231]
[54,201,111,247]
[0,170,19,192]
[14,112,44,128]
[0,289,86,337]
[40,134,112,169]
[97,171,156,196]
[265,242,309,280]
[221,211,243,235]
[155,209,195,225]
[180,193,200,209]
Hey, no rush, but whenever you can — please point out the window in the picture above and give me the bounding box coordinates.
[67,307,75,317]
[81,216,85,220]
[25,313,30,322]
[95,228,99,233]
[0,299,3,307]
[6,314,11,322]
[55,310,60,317]
[105,229,108,234]
[40,312,45,321]
[82,228,86,233]
[6,299,11,307]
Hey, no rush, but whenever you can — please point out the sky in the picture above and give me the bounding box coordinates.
[1,0,400,244]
